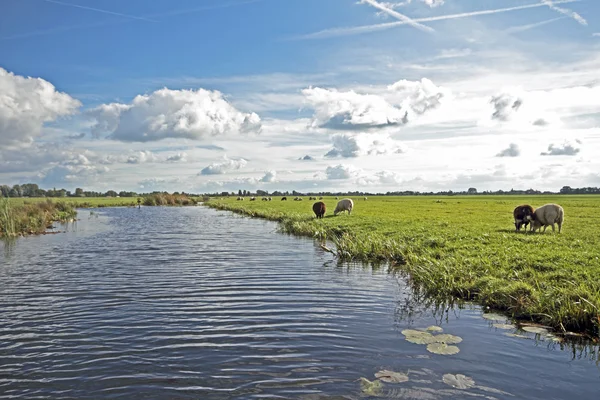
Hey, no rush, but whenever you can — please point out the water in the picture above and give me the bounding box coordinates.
[1,207,598,399]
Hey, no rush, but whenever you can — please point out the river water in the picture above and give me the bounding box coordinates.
[0,207,598,399]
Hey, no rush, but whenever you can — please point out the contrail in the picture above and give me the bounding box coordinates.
[505,17,565,34]
[359,0,434,33]
[1,0,263,41]
[43,0,157,22]
[294,0,580,40]
[541,0,587,26]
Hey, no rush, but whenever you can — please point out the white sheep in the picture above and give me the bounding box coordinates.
[334,198,354,216]
[529,203,564,233]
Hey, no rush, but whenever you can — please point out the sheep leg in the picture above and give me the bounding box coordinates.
[558,222,562,233]
[551,224,555,232]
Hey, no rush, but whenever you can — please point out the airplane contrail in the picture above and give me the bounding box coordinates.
[294,0,580,40]
[505,17,565,34]
[43,0,157,22]
[541,0,587,26]
[360,0,434,33]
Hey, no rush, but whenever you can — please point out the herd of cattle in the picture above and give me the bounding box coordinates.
[233,196,565,233]
[513,203,564,233]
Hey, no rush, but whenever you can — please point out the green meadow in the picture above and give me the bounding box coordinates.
[206,195,600,337]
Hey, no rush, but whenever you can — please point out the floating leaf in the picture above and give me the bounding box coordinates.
[504,333,529,339]
[522,326,549,335]
[375,370,409,383]
[402,330,437,344]
[442,374,475,389]
[482,313,507,321]
[425,326,443,332]
[432,334,462,344]
[359,377,383,396]
[492,323,515,330]
[426,343,460,355]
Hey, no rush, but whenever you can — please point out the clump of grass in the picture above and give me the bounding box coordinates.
[142,193,198,206]
[204,195,600,338]
[0,198,77,237]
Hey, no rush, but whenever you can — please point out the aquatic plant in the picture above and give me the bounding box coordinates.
[0,199,77,237]
[426,343,460,355]
[359,377,383,396]
[374,370,409,383]
[442,374,475,389]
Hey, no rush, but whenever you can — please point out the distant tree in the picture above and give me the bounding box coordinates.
[238,189,243,196]
[105,190,118,197]
[560,186,572,194]
[467,187,477,194]
[75,188,85,197]
[0,185,9,197]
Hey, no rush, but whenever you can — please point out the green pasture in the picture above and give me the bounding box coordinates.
[5,197,141,208]
[206,195,600,337]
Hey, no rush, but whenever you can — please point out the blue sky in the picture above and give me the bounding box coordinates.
[1,0,599,193]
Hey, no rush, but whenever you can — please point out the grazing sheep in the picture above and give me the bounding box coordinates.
[513,204,535,232]
[312,201,326,219]
[250,197,256,201]
[529,203,564,233]
[281,197,287,201]
[364,196,367,201]
[268,197,272,201]
[334,198,354,216]
[237,196,244,201]
[319,196,323,200]
[335,196,339,200]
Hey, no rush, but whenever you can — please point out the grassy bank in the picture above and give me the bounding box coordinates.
[0,198,77,237]
[6,193,200,208]
[205,195,600,337]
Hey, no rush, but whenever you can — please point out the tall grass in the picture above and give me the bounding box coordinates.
[0,198,77,237]
[205,195,600,338]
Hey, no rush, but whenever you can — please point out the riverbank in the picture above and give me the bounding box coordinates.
[1,194,199,237]
[205,195,600,338]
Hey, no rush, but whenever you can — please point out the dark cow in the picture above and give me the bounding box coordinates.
[513,204,535,232]
[281,197,287,201]
[312,201,326,219]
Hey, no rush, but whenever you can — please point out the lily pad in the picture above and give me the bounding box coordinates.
[432,334,463,344]
[426,342,460,355]
[359,377,383,396]
[482,313,507,321]
[522,326,549,335]
[442,373,475,389]
[425,326,443,332]
[375,370,409,383]
[492,323,515,330]
[402,330,437,344]
[504,333,529,339]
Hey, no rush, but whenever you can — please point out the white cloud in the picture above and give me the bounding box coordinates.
[302,86,407,130]
[87,88,262,142]
[325,164,365,180]
[126,150,159,164]
[388,78,449,117]
[0,67,81,147]
[496,143,520,157]
[200,156,248,175]
[260,170,277,183]
[166,152,188,162]
[325,133,405,158]
[541,141,581,156]
[490,92,523,122]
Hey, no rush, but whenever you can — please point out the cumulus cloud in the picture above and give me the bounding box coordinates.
[87,88,262,142]
[299,155,315,161]
[302,86,407,130]
[38,163,109,185]
[0,67,81,147]
[166,152,187,162]
[388,78,448,117]
[541,141,581,156]
[496,143,520,157]
[126,150,159,164]
[200,156,248,175]
[325,164,365,180]
[325,133,405,158]
[490,93,523,121]
[260,170,277,183]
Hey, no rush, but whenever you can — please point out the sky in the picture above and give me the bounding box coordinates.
[1,0,599,193]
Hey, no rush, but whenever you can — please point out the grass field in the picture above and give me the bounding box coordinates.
[6,197,141,208]
[205,195,600,338]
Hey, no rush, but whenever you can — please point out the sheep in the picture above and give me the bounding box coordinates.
[281,197,287,201]
[312,201,326,219]
[237,196,244,201]
[513,204,534,232]
[250,197,256,201]
[319,196,323,200]
[364,196,368,201]
[529,203,564,233]
[334,198,354,216]
[335,196,339,200]
[268,197,272,201]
